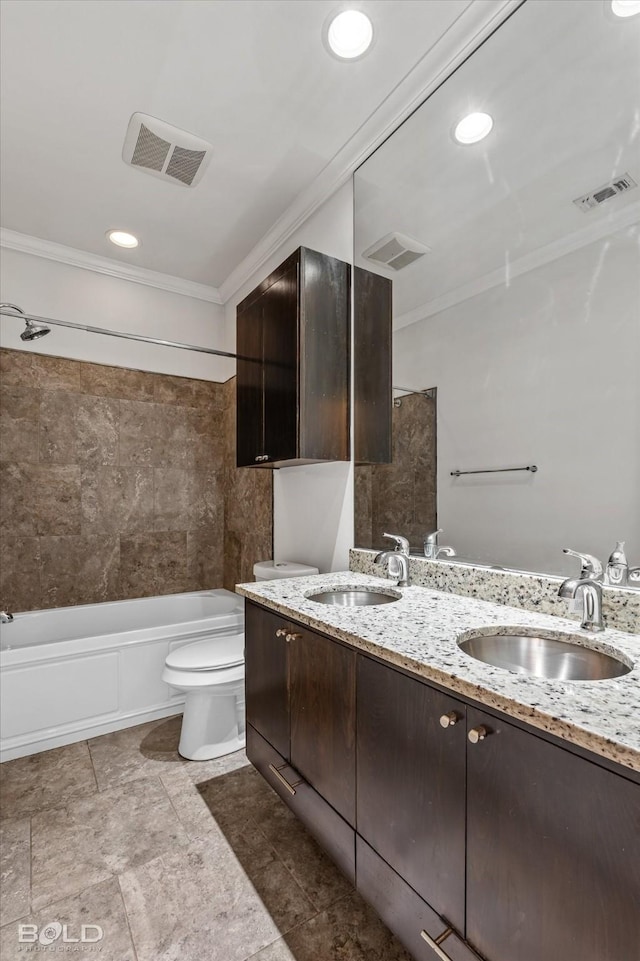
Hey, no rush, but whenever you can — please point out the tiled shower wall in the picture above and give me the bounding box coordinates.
[0,349,272,611]
[355,391,436,553]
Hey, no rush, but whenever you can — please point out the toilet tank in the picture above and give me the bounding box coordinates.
[253,561,319,582]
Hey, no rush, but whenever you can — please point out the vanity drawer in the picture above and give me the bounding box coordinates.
[247,723,355,884]
[356,836,481,961]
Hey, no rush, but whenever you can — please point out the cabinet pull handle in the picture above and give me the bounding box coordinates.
[275,628,288,637]
[439,712,460,728]
[285,632,302,643]
[420,926,454,961]
[254,454,270,462]
[268,762,303,796]
[468,725,488,744]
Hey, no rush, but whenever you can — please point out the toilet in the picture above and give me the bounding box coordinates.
[163,560,319,761]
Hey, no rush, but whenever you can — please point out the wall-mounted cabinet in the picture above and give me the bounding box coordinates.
[354,266,392,465]
[236,246,350,468]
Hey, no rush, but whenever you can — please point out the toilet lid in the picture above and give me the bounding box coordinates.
[165,632,244,672]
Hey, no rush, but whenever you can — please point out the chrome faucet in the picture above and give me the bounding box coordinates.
[375,533,411,587]
[559,548,605,632]
[1,611,13,623]
[558,578,604,632]
[424,529,456,560]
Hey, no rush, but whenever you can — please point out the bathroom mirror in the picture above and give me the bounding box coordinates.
[353,0,640,581]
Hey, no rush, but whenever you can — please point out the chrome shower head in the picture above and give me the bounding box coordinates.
[20,318,51,341]
[0,304,51,341]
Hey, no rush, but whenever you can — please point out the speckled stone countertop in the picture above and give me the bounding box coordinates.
[237,571,640,774]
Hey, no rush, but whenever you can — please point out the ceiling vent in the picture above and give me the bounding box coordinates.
[573,173,637,212]
[363,232,431,271]
[122,113,212,188]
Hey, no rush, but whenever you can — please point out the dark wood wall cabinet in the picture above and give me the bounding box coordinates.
[236,246,350,468]
[245,600,640,961]
[354,266,392,464]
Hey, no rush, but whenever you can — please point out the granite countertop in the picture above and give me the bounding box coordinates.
[237,571,640,773]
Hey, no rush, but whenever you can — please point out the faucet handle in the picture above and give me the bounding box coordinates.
[424,529,443,546]
[563,548,604,581]
[383,533,410,554]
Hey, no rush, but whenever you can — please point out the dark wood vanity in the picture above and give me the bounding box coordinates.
[235,246,350,468]
[244,599,640,961]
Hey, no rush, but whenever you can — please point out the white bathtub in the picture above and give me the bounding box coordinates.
[0,589,244,762]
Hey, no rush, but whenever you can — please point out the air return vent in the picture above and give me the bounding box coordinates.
[363,232,431,271]
[573,173,637,212]
[122,113,212,187]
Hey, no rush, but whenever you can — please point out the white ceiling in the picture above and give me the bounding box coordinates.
[354,0,640,325]
[0,0,501,294]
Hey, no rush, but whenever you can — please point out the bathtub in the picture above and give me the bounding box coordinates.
[0,589,244,762]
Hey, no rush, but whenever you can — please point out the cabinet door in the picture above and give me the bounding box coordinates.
[357,656,466,933]
[290,628,356,825]
[244,602,290,759]
[262,262,298,463]
[236,297,264,466]
[466,706,640,961]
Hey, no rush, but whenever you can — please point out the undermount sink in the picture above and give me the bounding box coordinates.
[307,588,401,607]
[458,632,631,681]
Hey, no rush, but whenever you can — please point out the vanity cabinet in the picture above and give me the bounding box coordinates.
[357,655,466,933]
[465,705,640,961]
[244,600,640,961]
[244,601,357,879]
[236,246,350,468]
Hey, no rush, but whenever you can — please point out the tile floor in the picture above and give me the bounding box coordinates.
[0,715,412,960]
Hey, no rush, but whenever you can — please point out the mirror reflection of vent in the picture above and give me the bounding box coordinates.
[363,232,431,271]
[574,173,637,212]
[123,113,212,188]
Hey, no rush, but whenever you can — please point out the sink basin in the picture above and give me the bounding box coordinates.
[307,588,400,607]
[458,632,631,681]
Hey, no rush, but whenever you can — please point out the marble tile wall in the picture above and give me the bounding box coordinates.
[222,377,273,591]
[0,349,273,611]
[355,391,436,553]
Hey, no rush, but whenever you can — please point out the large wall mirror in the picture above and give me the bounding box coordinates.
[354,0,640,581]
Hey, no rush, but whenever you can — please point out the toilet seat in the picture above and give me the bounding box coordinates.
[165,631,244,673]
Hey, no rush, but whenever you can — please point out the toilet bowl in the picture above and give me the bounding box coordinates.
[162,631,245,761]
[164,560,319,761]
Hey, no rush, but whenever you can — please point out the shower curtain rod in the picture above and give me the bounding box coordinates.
[0,306,241,361]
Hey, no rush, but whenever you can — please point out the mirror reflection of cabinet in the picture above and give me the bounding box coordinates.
[236,246,350,468]
[354,266,392,465]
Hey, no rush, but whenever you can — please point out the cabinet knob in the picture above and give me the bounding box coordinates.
[285,632,302,643]
[468,725,488,744]
[439,712,460,728]
[275,628,288,637]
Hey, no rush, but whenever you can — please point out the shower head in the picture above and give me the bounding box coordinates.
[0,304,51,341]
[20,318,51,341]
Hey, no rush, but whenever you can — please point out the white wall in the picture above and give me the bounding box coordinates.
[224,181,355,574]
[394,227,640,576]
[0,248,232,382]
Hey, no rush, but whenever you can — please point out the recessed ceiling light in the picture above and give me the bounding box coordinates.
[611,0,640,15]
[453,112,494,145]
[107,229,139,249]
[326,10,373,60]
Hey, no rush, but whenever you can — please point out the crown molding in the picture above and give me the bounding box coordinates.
[0,228,223,305]
[218,0,523,303]
[393,201,640,331]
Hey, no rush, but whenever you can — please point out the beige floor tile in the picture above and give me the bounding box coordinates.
[88,714,187,791]
[0,741,97,819]
[119,834,285,961]
[0,817,30,926]
[0,878,136,961]
[31,775,189,910]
